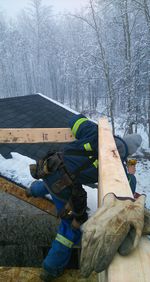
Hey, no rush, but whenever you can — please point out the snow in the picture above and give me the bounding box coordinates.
[136,159,150,207]
[0,152,35,188]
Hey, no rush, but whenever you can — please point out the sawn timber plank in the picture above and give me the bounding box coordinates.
[0,177,57,217]
[0,128,75,143]
[98,118,150,282]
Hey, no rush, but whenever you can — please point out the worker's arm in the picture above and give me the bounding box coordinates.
[69,114,98,139]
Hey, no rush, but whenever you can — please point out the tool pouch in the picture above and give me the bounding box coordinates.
[38,152,75,196]
[30,152,65,179]
[46,152,63,173]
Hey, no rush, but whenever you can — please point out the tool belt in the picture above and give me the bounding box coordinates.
[45,152,89,224]
[47,150,97,192]
[47,152,75,194]
[30,150,94,224]
[30,151,74,191]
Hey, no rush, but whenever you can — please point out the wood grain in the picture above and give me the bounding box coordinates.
[0,128,75,143]
[98,118,150,282]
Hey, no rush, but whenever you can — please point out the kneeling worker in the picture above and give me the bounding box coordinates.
[27,114,143,281]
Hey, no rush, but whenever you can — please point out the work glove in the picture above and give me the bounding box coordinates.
[118,206,150,255]
[133,193,150,235]
[80,193,145,277]
[134,193,150,235]
[142,208,150,235]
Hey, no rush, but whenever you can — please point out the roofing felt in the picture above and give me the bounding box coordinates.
[0,94,75,160]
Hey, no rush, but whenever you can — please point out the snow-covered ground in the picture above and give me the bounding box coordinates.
[136,159,150,207]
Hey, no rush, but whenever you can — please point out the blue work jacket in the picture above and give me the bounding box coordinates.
[63,114,98,184]
[63,114,136,193]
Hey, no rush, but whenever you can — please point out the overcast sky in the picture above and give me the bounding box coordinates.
[0,0,88,18]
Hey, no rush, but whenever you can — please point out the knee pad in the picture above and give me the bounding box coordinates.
[30,181,48,197]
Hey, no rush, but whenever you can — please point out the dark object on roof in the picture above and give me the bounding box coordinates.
[0,94,75,160]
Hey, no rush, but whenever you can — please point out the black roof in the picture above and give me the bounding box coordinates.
[0,94,75,160]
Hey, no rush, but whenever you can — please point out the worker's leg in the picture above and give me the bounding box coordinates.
[27,170,64,198]
[40,192,81,281]
[26,180,49,197]
[29,174,85,280]
[41,217,81,281]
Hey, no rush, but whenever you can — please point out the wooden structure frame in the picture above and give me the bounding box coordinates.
[0,176,57,217]
[0,118,150,281]
[98,118,150,282]
[0,128,75,143]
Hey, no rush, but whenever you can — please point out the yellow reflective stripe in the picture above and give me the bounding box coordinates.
[93,159,98,168]
[84,142,92,151]
[72,118,88,137]
[84,142,98,168]
[56,234,74,248]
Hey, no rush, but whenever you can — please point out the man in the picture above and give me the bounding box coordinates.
[27,114,142,281]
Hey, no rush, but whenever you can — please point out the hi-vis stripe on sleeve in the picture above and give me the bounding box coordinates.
[84,142,98,168]
[56,234,74,248]
[84,143,92,151]
[93,159,98,168]
[71,118,88,137]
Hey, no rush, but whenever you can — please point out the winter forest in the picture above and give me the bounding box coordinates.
[0,0,150,145]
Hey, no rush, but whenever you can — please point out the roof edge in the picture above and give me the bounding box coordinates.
[37,93,79,115]
[37,93,97,124]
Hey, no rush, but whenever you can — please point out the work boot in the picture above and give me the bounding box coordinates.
[40,269,63,281]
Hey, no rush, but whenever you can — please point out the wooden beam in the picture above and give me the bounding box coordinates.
[98,118,133,205]
[0,177,57,217]
[98,118,150,282]
[0,128,75,143]
[108,237,150,282]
